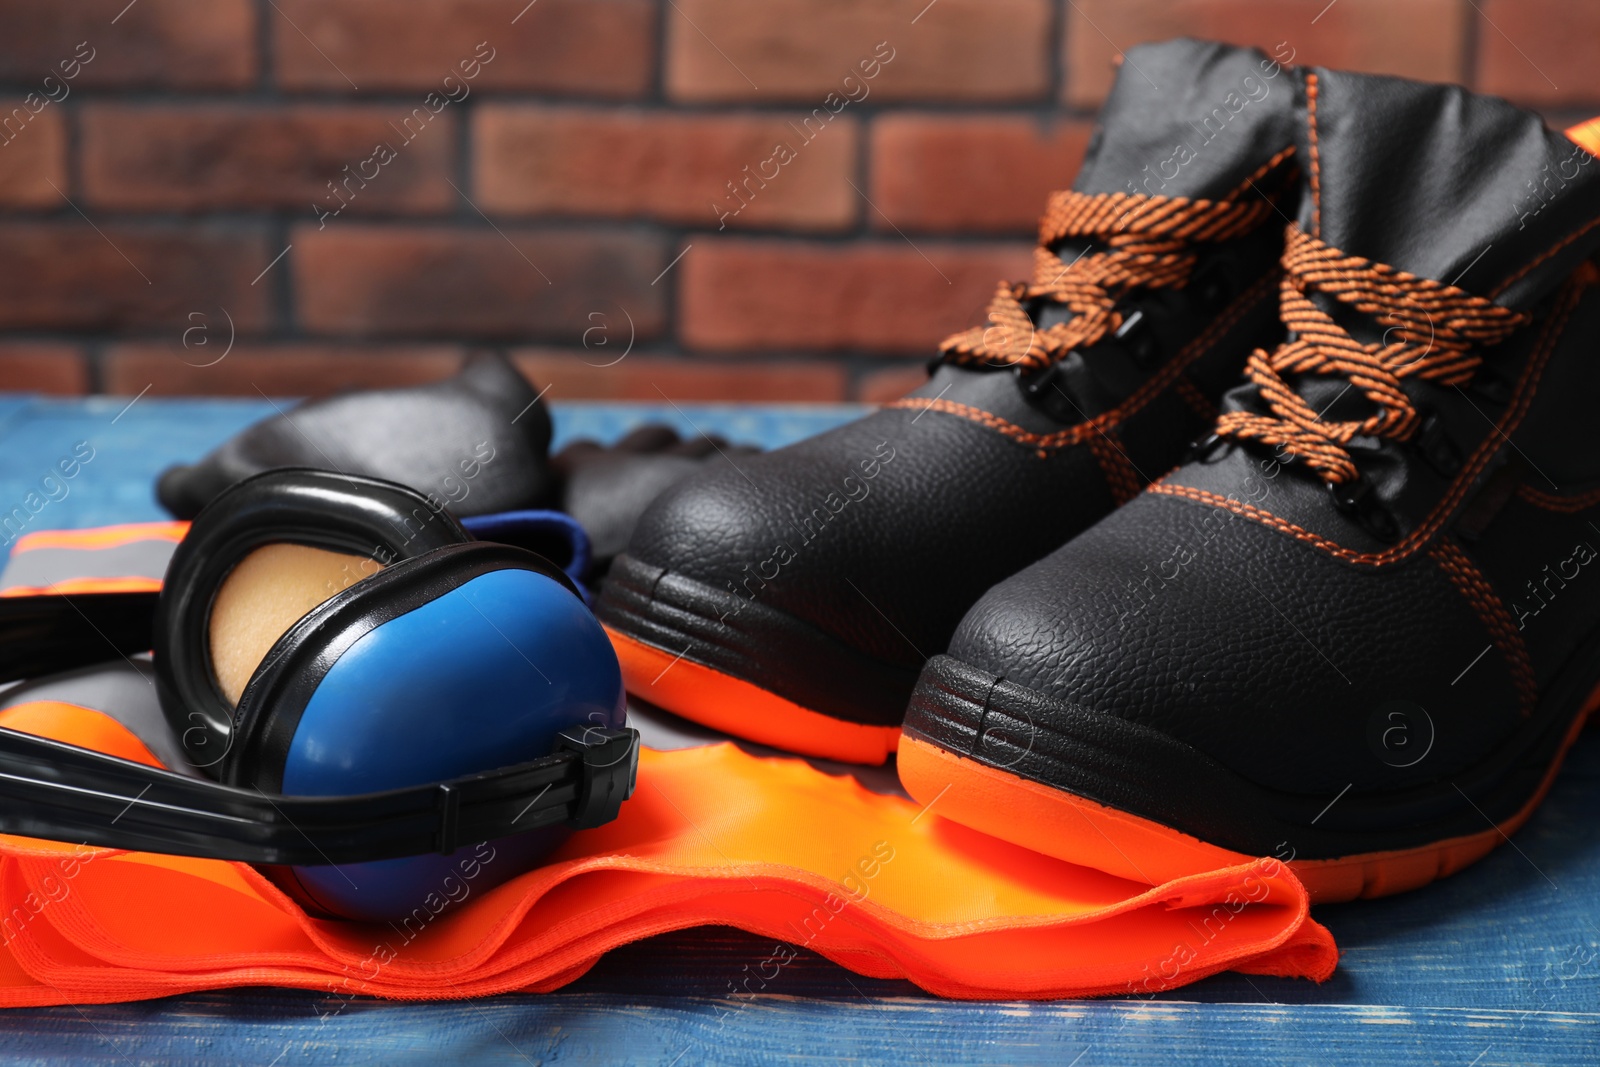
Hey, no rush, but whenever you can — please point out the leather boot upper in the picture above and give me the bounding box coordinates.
[947,68,1600,798]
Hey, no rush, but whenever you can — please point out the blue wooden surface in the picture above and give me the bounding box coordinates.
[0,392,1596,1066]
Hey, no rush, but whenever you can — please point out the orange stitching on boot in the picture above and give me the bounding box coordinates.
[1147,274,1586,567]
[1238,144,1300,189]
[1172,376,1219,423]
[1212,226,1529,484]
[1516,483,1600,513]
[893,398,1062,453]
[887,269,1278,454]
[1429,536,1538,716]
[936,148,1296,372]
[1306,72,1322,238]
[1088,429,1144,504]
[1149,483,1351,555]
[1492,215,1600,298]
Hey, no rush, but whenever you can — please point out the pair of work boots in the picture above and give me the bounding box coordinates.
[599,40,1600,903]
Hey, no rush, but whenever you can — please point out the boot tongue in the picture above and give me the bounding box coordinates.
[1297,68,1600,309]
[1073,38,1297,199]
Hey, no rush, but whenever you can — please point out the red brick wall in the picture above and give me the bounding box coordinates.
[0,0,1591,402]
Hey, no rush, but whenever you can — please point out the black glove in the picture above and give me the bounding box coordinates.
[553,425,760,583]
[156,353,556,520]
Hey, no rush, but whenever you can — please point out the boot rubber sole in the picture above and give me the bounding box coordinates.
[597,554,915,763]
[606,626,901,764]
[899,655,1600,903]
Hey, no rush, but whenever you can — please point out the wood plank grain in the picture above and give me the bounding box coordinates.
[0,994,1593,1066]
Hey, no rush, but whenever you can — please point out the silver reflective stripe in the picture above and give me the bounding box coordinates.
[0,659,206,779]
[0,539,176,591]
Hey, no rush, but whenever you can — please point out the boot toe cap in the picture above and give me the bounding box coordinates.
[943,492,1525,794]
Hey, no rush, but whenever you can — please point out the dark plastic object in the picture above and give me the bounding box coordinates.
[0,720,636,865]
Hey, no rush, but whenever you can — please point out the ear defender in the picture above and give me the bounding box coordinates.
[0,469,638,922]
[155,467,475,769]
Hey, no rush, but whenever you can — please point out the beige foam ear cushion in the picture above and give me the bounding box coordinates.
[208,543,384,707]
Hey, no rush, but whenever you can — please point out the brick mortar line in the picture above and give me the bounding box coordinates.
[1460,0,1483,89]
[1049,0,1068,106]
[255,0,276,96]
[647,0,667,105]
[453,97,476,223]
[0,210,1043,244]
[28,337,929,403]
[10,343,925,401]
[3,93,1119,121]
[9,91,1587,120]
[84,338,105,395]
[845,352,930,392]
[62,92,84,202]
[0,206,1030,235]
[84,347,850,362]
[649,223,685,350]
[268,215,296,340]
[3,83,1588,105]
[0,332,933,360]
[852,104,872,238]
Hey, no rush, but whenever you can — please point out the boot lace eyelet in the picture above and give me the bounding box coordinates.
[1327,476,1400,542]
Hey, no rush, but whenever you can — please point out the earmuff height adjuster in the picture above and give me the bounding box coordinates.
[432,727,639,852]
[556,726,642,830]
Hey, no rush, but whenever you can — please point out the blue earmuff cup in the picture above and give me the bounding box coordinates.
[275,564,625,921]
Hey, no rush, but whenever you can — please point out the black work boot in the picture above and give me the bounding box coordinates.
[599,39,1300,762]
[901,68,1600,899]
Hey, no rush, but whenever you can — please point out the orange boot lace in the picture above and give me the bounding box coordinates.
[1212,225,1529,484]
[938,151,1294,372]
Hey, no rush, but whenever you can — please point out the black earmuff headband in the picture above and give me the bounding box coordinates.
[0,589,157,686]
[0,720,637,864]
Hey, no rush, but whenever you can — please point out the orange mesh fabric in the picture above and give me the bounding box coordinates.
[0,698,1337,1005]
[1568,116,1600,158]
